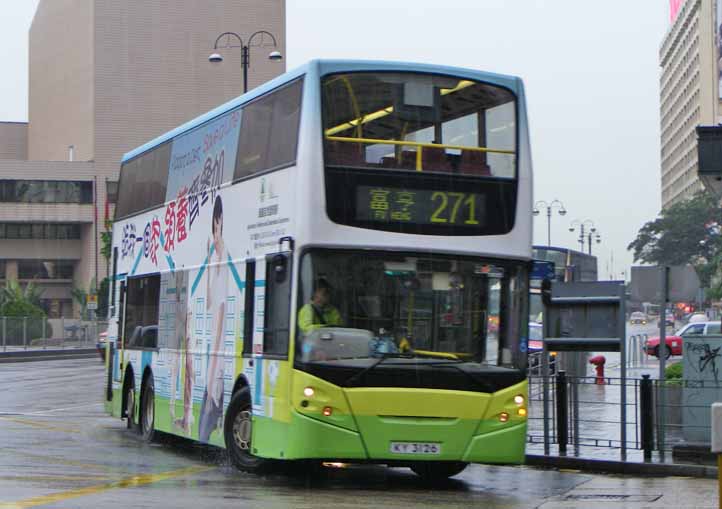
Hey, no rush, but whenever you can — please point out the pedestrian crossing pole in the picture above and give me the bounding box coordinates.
[711,403,722,508]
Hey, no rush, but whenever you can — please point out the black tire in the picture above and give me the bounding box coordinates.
[224,388,271,472]
[663,345,672,359]
[140,375,156,442]
[124,374,137,431]
[655,345,671,360]
[410,461,468,480]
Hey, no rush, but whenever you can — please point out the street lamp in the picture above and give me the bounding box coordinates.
[569,219,601,255]
[533,199,567,246]
[209,30,283,94]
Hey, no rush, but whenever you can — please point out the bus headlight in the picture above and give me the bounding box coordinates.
[513,395,525,406]
[499,412,509,423]
[303,387,315,398]
[517,408,527,417]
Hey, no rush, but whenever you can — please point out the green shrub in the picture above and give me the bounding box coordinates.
[665,362,683,380]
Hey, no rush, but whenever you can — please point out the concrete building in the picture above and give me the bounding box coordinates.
[659,0,717,208]
[0,0,286,318]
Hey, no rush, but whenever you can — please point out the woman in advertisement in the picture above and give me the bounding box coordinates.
[199,195,228,443]
[169,270,194,436]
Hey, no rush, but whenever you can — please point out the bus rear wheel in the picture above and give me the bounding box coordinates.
[124,376,136,431]
[224,388,271,473]
[140,375,156,442]
[410,461,468,480]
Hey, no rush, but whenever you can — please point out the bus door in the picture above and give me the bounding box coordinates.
[263,252,293,357]
[115,279,127,384]
[245,253,292,420]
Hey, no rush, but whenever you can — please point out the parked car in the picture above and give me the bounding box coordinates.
[528,322,555,371]
[629,311,649,325]
[687,313,708,324]
[661,316,675,327]
[643,321,721,359]
[528,322,543,353]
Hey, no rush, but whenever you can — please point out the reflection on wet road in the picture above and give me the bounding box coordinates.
[0,358,715,508]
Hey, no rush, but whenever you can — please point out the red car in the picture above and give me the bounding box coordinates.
[643,321,721,359]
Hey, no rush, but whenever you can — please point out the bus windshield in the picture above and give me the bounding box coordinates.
[322,72,516,177]
[297,249,528,370]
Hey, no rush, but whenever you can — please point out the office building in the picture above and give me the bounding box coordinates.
[0,0,286,317]
[659,0,717,208]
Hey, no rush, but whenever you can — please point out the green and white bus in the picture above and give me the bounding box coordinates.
[104,60,532,480]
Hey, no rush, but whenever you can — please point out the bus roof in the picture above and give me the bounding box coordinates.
[121,59,523,163]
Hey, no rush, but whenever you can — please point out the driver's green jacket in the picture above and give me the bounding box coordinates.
[298,303,342,334]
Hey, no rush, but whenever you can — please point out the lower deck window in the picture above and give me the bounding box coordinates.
[124,274,160,349]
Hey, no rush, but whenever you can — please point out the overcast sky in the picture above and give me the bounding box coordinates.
[0,1,669,279]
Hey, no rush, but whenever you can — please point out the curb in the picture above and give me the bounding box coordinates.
[0,348,98,363]
[525,454,718,479]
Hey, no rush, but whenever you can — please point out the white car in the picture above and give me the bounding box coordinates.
[687,313,709,324]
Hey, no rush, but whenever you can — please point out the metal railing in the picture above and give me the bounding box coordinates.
[0,317,108,351]
[528,369,722,463]
[626,334,650,367]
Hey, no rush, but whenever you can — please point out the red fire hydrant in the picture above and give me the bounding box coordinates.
[589,355,606,385]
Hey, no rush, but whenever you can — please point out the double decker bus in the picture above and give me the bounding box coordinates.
[104,60,532,480]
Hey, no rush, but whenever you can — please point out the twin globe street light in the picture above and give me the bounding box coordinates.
[569,219,602,255]
[208,30,283,94]
[533,199,567,246]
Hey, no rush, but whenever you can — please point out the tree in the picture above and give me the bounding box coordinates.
[0,281,50,342]
[71,287,88,320]
[627,192,722,287]
[1,280,43,312]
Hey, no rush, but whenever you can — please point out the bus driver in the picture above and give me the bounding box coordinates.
[298,278,342,334]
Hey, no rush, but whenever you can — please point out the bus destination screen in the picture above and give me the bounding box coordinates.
[356,186,486,227]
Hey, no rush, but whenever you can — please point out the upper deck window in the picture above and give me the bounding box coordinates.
[322,72,516,178]
[234,78,304,179]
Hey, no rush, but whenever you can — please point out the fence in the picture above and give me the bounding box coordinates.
[0,317,109,351]
[528,369,722,463]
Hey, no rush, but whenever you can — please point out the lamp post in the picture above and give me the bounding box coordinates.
[208,30,283,94]
[533,199,567,246]
[569,219,601,255]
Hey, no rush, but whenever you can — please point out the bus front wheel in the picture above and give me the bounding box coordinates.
[410,461,468,480]
[224,387,271,473]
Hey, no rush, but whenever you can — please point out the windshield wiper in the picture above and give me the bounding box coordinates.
[345,352,413,386]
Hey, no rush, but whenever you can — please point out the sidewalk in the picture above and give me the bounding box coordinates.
[525,344,713,475]
[0,345,99,363]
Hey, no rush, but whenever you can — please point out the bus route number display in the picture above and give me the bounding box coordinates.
[356,186,485,226]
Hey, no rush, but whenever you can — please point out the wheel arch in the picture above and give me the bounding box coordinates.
[232,374,250,396]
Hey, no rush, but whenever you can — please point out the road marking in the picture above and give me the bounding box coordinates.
[0,465,211,508]
[26,403,103,415]
[1,450,128,473]
[0,475,112,482]
[0,417,79,434]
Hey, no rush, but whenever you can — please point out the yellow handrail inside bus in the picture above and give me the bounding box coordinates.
[325,135,514,172]
[324,79,476,137]
[413,349,460,360]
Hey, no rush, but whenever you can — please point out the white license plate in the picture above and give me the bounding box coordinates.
[389,442,441,455]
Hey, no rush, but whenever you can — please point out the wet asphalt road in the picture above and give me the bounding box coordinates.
[0,358,717,508]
